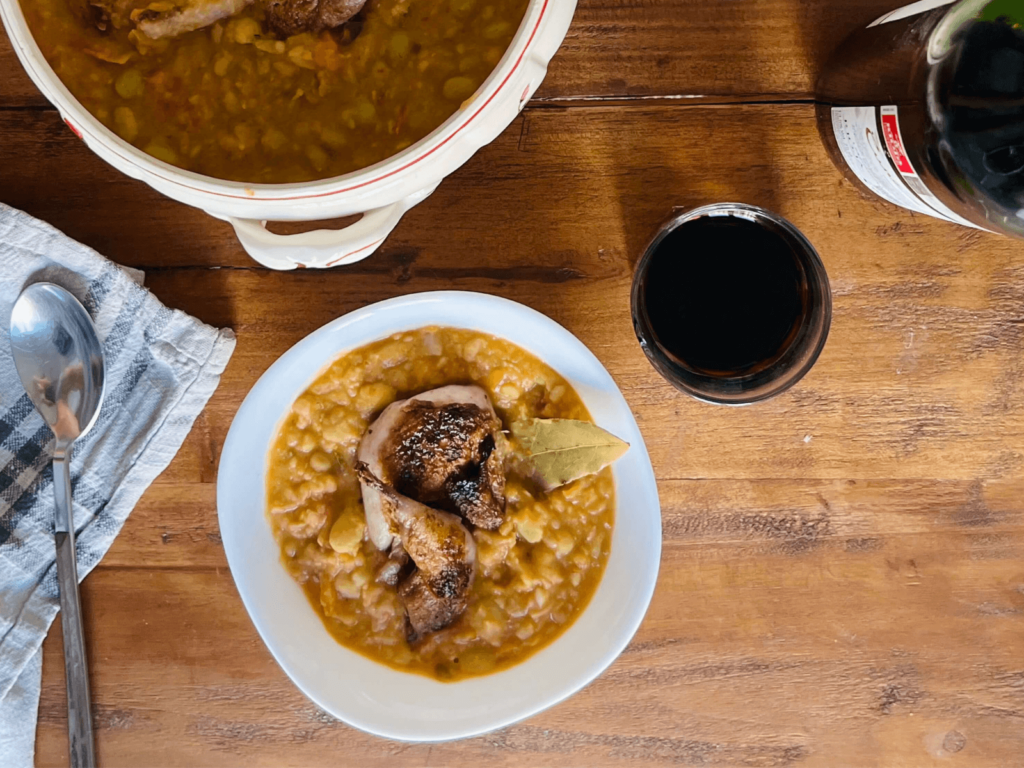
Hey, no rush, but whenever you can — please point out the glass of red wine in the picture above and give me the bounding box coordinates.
[631,203,832,404]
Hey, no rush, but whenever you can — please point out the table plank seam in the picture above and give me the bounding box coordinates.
[0,95,820,116]
[530,95,817,108]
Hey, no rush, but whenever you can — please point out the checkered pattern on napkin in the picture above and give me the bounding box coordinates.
[0,204,235,767]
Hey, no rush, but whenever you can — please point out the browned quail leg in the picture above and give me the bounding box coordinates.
[356,463,476,636]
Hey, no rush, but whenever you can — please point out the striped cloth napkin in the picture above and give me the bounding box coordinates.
[0,204,235,766]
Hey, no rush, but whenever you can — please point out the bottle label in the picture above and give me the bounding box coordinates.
[868,0,955,27]
[878,106,982,228]
[830,107,938,216]
[830,106,982,229]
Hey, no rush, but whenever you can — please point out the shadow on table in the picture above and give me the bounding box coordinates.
[603,105,786,270]
[793,0,903,90]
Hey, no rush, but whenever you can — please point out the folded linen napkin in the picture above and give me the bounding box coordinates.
[0,204,235,766]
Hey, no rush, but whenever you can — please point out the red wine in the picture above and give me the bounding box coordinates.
[816,0,1024,238]
[642,217,803,375]
[631,205,832,404]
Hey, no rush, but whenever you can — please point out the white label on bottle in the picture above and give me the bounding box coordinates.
[868,0,955,27]
[831,107,939,217]
[878,106,982,228]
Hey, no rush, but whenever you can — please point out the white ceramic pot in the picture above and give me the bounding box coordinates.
[217,292,662,741]
[0,0,574,270]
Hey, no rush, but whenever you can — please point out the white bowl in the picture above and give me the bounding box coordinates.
[0,0,575,270]
[217,291,662,741]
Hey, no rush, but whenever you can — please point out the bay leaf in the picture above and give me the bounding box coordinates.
[511,418,629,491]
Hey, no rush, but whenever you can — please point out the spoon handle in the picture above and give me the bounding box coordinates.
[53,456,96,768]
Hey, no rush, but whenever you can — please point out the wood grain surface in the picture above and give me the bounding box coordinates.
[2,3,1024,767]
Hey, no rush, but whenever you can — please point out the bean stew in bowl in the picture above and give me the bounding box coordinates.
[23,0,529,182]
[217,293,661,740]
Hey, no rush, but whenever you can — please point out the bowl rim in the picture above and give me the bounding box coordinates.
[0,0,559,201]
[216,291,662,741]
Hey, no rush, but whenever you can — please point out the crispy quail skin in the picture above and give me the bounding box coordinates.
[357,385,507,552]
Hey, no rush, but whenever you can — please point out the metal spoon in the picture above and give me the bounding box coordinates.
[10,283,103,768]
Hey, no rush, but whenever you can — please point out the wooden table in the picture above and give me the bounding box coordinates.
[4,2,1024,765]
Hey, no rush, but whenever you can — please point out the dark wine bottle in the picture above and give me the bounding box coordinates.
[816,0,1024,238]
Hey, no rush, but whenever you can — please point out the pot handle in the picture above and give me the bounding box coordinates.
[226,186,436,270]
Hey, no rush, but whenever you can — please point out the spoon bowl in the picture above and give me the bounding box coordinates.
[10,283,104,448]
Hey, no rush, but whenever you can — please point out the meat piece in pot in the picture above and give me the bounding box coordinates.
[130,0,254,38]
[78,0,361,39]
[263,0,367,36]
[357,385,507,546]
[356,463,475,637]
[70,0,139,31]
